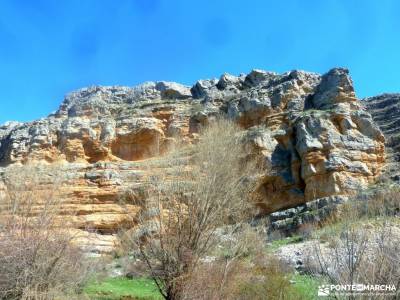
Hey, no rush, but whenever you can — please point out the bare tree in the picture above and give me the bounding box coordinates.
[123,118,260,300]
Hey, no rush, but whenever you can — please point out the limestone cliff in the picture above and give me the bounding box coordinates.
[0,68,385,252]
[364,94,400,181]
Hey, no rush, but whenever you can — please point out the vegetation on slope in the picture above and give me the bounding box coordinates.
[84,277,161,300]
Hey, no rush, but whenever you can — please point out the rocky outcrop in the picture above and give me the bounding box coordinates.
[267,195,347,235]
[0,68,385,253]
[364,94,400,181]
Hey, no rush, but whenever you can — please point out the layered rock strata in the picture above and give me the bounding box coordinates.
[364,94,400,181]
[0,68,385,252]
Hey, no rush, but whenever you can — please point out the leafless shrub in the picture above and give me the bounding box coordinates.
[178,225,303,300]
[181,258,252,300]
[0,166,91,300]
[122,118,261,299]
[357,225,400,298]
[354,186,400,218]
[296,223,315,239]
[308,207,400,299]
[233,255,302,300]
[179,223,265,300]
[312,225,369,285]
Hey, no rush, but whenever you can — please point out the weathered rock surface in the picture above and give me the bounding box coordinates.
[0,68,385,253]
[364,94,400,181]
[267,195,347,235]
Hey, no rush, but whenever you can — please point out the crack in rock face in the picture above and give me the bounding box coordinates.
[0,67,386,253]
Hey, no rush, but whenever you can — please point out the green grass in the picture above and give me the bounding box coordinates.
[84,277,162,300]
[291,274,325,300]
[268,235,304,251]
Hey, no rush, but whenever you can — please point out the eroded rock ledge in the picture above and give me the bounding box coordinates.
[364,93,400,181]
[0,68,385,252]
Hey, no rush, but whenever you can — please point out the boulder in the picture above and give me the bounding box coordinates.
[155,81,192,99]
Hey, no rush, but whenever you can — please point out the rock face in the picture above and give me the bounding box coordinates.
[0,68,385,253]
[364,94,400,181]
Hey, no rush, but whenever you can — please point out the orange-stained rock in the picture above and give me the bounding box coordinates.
[0,68,386,252]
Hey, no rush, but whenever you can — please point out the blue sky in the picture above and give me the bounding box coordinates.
[0,0,399,124]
